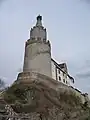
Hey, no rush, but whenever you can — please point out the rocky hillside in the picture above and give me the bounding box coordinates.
[0,81,90,120]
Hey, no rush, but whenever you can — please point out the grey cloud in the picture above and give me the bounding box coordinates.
[0,0,7,5]
[81,0,90,4]
[75,60,90,79]
[86,0,90,3]
[76,72,90,78]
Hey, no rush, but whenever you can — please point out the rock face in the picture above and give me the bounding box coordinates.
[0,72,90,120]
[1,79,90,120]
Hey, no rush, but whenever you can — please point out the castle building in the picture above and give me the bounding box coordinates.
[51,59,74,86]
[23,15,74,86]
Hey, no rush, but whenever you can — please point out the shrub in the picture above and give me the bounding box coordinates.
[59,91,82,106]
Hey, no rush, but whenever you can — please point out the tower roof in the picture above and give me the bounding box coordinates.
[37,15,42,21]
[30,15,47,41]
[36,15,42,26]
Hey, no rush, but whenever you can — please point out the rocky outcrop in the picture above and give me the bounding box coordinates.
[0,71,90,120]
[1,79,89,120]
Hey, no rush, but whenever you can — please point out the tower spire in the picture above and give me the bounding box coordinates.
[36,15,42,26]
[30,15,47,41]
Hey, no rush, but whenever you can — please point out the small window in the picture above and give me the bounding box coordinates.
[37,37,41,40]
[63,72,64,76]
[65,75,67,78]
[58,69,60,74]
[32,37,35,40]
[66,81,68,84]
[59,76,61,81]
[43,38,46,42]
[63,79,65,83]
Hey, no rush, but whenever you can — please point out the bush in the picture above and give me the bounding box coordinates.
[59,91,82,106]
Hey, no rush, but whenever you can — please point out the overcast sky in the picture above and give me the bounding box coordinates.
[0,0,90,94]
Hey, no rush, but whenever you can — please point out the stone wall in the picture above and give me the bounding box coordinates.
[23,40,52,78]
[17,71,90,104]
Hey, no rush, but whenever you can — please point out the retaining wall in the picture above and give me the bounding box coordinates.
[16,71,89,104]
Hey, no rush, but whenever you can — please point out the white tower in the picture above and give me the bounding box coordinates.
[23,15,52,77]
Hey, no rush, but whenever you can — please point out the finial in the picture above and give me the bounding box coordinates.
[36,15,42,26]
[37,15,42,21]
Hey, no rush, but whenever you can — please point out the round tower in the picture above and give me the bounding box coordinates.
[23,15,52,77]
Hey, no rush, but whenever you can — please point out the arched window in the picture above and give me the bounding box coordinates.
[63,79,65,83]
[59,76,61,81]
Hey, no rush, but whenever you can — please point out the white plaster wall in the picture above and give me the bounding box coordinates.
[51,61,65,83]
[57,68,63,82]
[51,61,70,86]
[56,67,66,85]
[23,41,52,77]
[51,61,56,80]
[61,68,67,84]
[67,76,71,86]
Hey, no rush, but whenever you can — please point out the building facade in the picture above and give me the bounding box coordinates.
[23,15,74,86]
[51,59,74,86]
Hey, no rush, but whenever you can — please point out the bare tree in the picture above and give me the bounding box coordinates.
[0,78,5,89]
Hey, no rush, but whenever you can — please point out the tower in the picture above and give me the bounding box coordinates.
[23,15,52,77]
